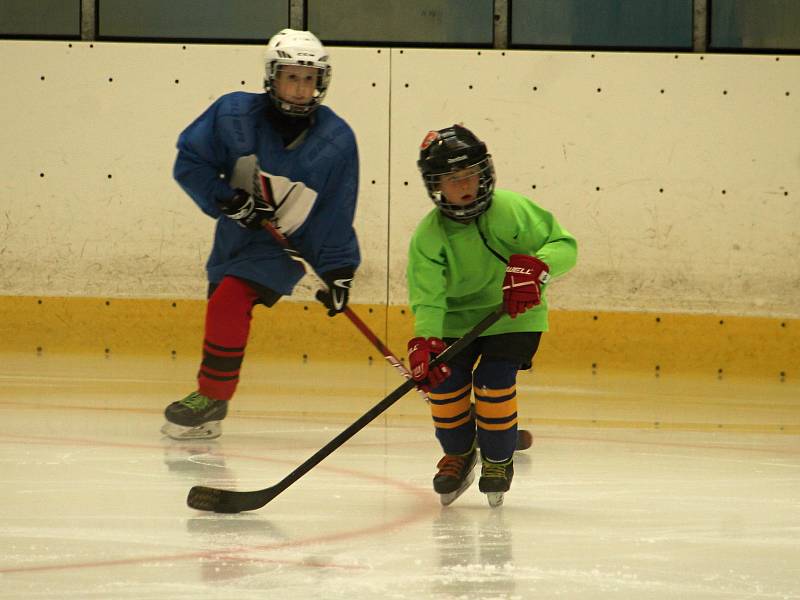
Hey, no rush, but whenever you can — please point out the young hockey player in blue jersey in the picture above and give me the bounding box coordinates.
[406,125,577,506]
[162,29,360,440]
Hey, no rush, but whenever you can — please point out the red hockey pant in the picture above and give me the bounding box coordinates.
[197,276,260,401]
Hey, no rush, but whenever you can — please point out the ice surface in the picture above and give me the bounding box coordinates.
[1,354,798,599]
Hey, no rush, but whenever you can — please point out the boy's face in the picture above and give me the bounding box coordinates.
[437,166,481,206]
[273,64,318,106]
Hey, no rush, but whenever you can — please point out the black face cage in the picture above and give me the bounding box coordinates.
[422,156,496,221]
[264,62,332,116]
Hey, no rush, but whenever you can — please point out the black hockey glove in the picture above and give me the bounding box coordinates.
[315,267,355,317]
[217,188,275,231]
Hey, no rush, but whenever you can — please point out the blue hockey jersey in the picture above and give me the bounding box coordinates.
[173,92,360,295]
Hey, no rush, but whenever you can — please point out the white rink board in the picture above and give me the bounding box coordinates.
[0,41,390,304]
[389,49,800,317]
[0,41,798,317]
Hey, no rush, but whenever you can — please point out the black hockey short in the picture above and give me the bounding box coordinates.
[207,277,282,307]
[442,331,542,371]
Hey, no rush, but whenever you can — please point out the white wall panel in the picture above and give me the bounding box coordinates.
[1,42,798,317]
[0,41,390,303]
[389,49,800,317]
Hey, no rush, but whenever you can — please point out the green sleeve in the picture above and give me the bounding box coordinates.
[512,194,578,278]
[407,215,447,338]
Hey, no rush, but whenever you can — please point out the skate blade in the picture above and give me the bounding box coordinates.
[486,492,505,507]
[161,421,222,440]
[439,470,475,506]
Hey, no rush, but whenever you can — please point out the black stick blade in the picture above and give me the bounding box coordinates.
[187,486,235,513]
[187,485,276,513]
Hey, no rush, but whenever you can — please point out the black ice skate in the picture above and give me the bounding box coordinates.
[161,391,228,440]
[433,443,478,506]
[478,457,514,507]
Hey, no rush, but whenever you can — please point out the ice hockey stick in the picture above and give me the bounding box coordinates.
[252,175,532,451]
[187,306,505,513]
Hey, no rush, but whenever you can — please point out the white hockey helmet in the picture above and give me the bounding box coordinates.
[264,29,332,116]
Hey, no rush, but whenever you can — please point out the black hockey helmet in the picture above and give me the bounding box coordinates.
[417,124,495,221]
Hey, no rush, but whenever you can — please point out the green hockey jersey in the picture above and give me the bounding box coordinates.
[407,189,577,338]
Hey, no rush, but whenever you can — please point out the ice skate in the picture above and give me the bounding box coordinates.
[433,443,478,506]
[161,391,228,440]
[479,456,514,507]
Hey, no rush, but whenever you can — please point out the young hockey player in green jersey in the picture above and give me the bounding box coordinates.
[406,124,577,507]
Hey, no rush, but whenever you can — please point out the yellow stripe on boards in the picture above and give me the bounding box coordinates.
[386,305,798,380]
[1,296,797,381]
[0,296,387,361]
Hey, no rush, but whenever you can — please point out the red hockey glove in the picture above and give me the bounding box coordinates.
[407,337,451,393]
[502,254,550,318]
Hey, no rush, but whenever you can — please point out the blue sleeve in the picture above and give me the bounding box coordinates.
[292,134,361,275]
[173,99,236,218]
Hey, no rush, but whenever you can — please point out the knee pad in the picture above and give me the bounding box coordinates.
[473,359,517,390]
[473,359,518,432]
[429,364,473,431]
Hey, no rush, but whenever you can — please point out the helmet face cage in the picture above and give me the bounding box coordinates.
[264,29,332,116]
[417,126,496,221]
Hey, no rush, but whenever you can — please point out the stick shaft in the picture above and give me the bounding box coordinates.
[187,306,505,512]
[259,306,505,502]
[255,175,422,395]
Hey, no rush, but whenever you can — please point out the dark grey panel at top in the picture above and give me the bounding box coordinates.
[0,0,79,36]
[710,0,800,50]
[308,0,493,44]
[511,0,693,48]
[97,0,289,40]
